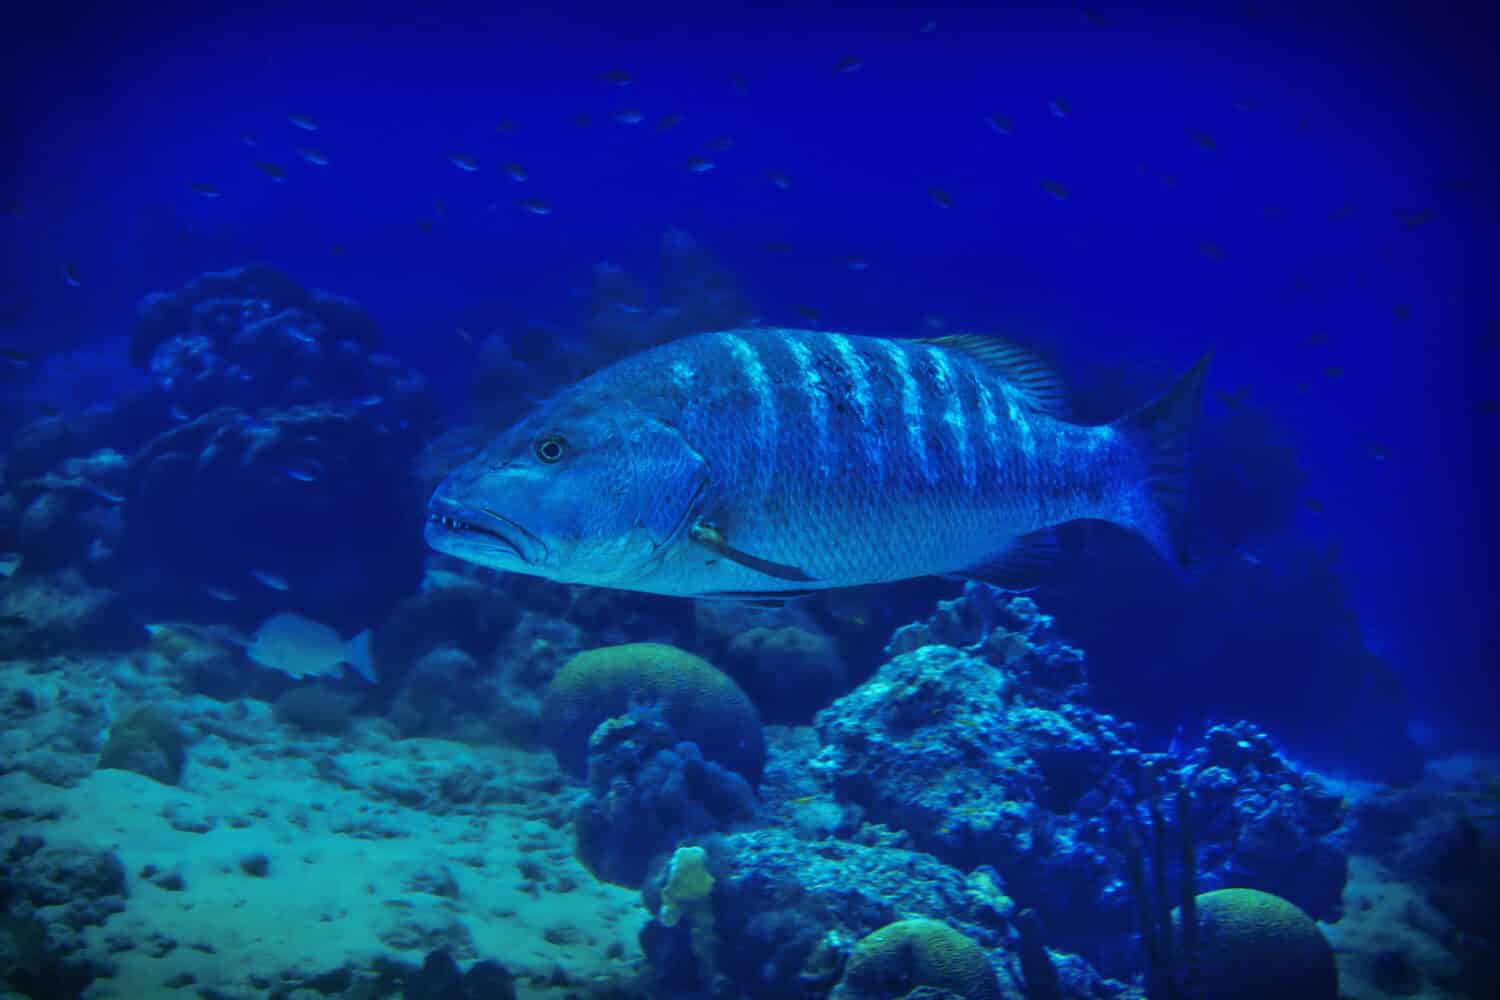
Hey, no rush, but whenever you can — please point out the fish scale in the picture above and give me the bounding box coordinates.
[426,327,1210,598]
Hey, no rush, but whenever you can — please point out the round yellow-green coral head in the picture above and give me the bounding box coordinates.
[1175,887,1338,1000]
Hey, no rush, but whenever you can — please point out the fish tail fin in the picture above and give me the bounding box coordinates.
[344,630,378,684]
[1113,351,1213,567]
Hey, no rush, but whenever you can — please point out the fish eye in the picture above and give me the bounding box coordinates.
[534,434,568,464]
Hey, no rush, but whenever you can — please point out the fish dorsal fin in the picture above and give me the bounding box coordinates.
[917,334,1069,417]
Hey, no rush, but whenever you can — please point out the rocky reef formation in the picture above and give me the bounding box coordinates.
[1,264,436,639]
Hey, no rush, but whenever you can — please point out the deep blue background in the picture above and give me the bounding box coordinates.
[5,2,1496,745]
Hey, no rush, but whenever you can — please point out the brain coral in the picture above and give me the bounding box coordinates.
[1178,888,1338,1000]
[540,642,765,783]
[831,918,1001,1000]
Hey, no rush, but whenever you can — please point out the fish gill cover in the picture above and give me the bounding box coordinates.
[0,3,1496,999]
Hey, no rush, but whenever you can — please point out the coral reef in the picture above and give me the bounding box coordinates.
[272,684,361,735]
[1174,888,1337,1000]
[96,705,188,786]
[722,625,848,725]
[814,583,1350,975]
[574,710,757,887]
[830,918,1002,1000]
[541,642,765,784]
[124,402,426,630]
[639,825,1036,999]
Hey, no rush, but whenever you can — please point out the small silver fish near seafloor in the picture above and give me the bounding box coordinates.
[426,328,1210,603]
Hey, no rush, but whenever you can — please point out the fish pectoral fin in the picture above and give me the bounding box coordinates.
[689,518,816,583]
[956,528,1064,589]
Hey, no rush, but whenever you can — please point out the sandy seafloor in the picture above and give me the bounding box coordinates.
[0,641,1492,1000]
[0,652,646,999]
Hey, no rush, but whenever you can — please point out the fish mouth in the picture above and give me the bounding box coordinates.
[425,499,540,564]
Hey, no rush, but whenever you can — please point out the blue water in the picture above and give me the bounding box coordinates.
[4,4,1495,754]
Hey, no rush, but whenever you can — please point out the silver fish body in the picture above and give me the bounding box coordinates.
[426,328,1209,599]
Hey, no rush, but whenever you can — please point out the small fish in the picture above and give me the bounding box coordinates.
[1366,444,1389,462]
[572,114,591,128]
[496,119,517,134]
[708,135,735,152]
[62,264,81,287]
[433,197,447,218]
[83,483,126,504]
[254,161,288,182]
[520,199,552,215]
[984,114,1012,136]
[502,162,527,182]
[1083,8,1106,24]
[656,113,682,131]
[456,328,474,345]
[1048,98,1070,119]
[449,153,479,172]
[1476,399,1499,414]
[1305,497,1324,514]
[763,241,794,254]
[845,257,869,271]
[1199,241,1224,261]
[330,243,346,256]
[1040,179,1069,200]
[1189,130,1216,151]
[417,217,435,232]
[766,170,791,190]
[278,458,325,482]
[1305,331,1330,346]
[929,187,953,208]
[614,109,644,124]
[248,613,376,682]
[238,133,259,147]
[1258,203,1281,217]
[190,183,222,198]
[355,394,385,407]
[0,552,22,578]
[296,147,329,166]
[1393,304,1411,321]
[203,585,238,602]
[1158,174,1177,191]
[288,114,319,131]
[1233,100,1253,112]
[921,21,937,32]
[730,76,749,96]
[249,568,291,591]
[1,348,35,365]
[794,304,822,322]
[837,56,864,73]
[686,157,716,173]
[1323,366,1345,380]
[601,69,632,86]
[1399,209,1433,230]
[170,403,191,420]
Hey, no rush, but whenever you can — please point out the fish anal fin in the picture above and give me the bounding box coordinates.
[917,333,1070,418]
[957,528,1063,589]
